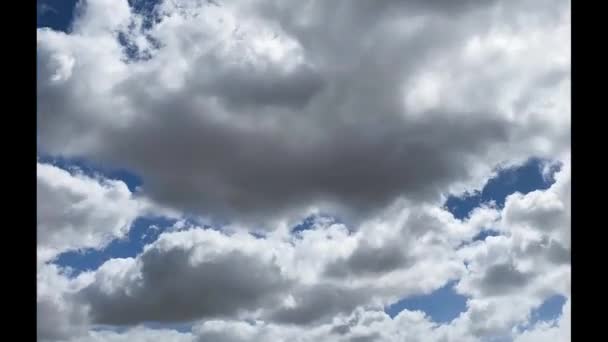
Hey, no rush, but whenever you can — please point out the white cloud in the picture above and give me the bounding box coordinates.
[67,327,194,342]
[37,162,144,262]
[37,263,94,342]
[37,0,570,226]
[73,199,473,327]
[453,160,571,338]
[36,0,570,340]
[37,155,570,341]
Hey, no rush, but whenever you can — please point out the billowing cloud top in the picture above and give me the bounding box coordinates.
[38,0,570,225]
[37,0,570,341]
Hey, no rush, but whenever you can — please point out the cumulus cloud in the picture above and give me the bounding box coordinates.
[451,161,571,338]
[37,0,570,225]
[37,263,93,342]
[66,328,194,342]
[78,229,291,325]
[37,162,145,262]
[37,159,570,341]
[72,195,485,329]
[36,0,570,340]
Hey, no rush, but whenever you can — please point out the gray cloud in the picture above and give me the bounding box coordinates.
[196,59,326,110]
[36,0,571,340]
[37,263,91,342]
[36,0,569,225]
[516,236,570,266]
[36,162,143,262]
[267,284,369,325]
[478,262,534,296]
[79,240,291,325]
[37,296,88,342]
[349,333,383,342]
[546,241,570,265]
[324,242,411,278]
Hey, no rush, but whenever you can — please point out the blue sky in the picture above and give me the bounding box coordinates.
[38,154,143,192]
[38,0,163,34]
[37,0,78,31]
[385,283,565,326]
[385,280,467,323]
[55,216,175,274]
[530,295,567,325]
[445,158,561,220]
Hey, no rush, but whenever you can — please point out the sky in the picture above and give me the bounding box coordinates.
[37,1,570,341]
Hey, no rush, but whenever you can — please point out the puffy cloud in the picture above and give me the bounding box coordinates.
[78,229,292,325]
[37,263,94,342]
[66,327,194,342]
[73,195,483,328]
[452,161,571,338]
[42,158,569,340]
[37,162,145,262]
[52,298,570,342]
[37,0,570,225]
[37,0,570,340]
[266,284,370,325]
[323,240,412,278]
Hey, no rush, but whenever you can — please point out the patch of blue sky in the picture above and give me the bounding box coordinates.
[249,231,267,239]
[385,280,468,323]
[457,228,503,249]
[471,229,501,242]
[529,294,567,325]
[292,215,321,233]
[38,154,143,192]
[445,157,562,220]
[511,294,566,337]
[142,321,194,333]
[38,0,163,63]
[55,216,177,275]
[291,213,343,235]
[129,0,164,29]
[37,0,79,31]
[37,0,164,31]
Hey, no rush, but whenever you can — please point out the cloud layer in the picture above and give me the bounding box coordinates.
[37,0,570,225]
[38,160,570,341]
[37,162,144,262]
[37,0,570,341]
